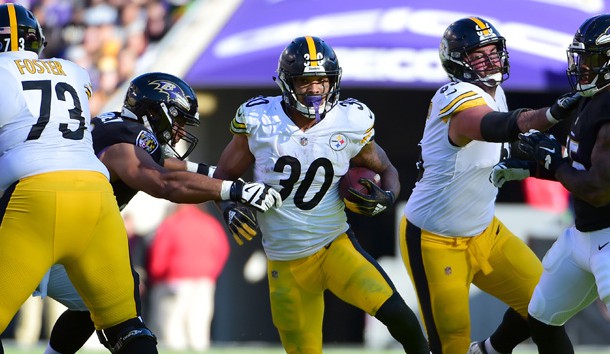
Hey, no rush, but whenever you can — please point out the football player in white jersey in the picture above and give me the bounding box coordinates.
[0,4,158,353]
[213,36,430,353]
[398,17,580,354]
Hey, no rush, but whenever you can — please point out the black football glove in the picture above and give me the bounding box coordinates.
[228,179,282,212]
[546,91,582,123]
[518,130,568,175]
[223,203,260,246]
[344,179,395,217]
[489,159,537,188]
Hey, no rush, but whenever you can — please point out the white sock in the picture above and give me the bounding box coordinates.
[44,343,63,354]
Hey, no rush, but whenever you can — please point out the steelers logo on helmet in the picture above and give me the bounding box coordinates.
[439,17,509,87]
[275,36,342,121]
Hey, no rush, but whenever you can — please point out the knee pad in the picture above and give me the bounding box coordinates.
[97,318,157,354]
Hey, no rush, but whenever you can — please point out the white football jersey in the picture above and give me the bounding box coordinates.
[404,82,507,237]
[231,96,375,260]
[0,51,107,191]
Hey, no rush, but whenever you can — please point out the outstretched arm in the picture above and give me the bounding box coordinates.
[449,92,580,146]
[99,142,279,211]
[100,143,224,203]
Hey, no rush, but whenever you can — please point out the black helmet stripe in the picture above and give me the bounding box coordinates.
[7,3,18,52]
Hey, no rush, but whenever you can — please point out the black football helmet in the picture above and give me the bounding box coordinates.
[567,14,610,97]
[0,3,46,55]
[439,17,509,87]
[275,36,342,121]
[122,72,200,160]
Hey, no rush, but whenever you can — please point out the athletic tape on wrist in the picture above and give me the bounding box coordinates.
[220,180,233,200]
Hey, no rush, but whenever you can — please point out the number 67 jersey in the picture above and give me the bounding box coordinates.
[0,50,107,192]
[231,95,375,261]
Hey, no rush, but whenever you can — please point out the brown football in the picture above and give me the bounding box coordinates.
[339,167,381,201]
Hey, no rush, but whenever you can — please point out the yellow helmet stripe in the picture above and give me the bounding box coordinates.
[470,17,490,35]
[7,3,18,51]
[305,36,318,67]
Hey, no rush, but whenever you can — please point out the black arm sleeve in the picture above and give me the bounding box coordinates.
[480,108,531,142]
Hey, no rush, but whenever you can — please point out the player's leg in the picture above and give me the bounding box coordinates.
[327,231,430,354]
[528,227,595,354]
[400,218,471,353]
[267,256,324,354]
[0,180,58,334]
[472,217,543,353]
[590,227,610,314]
[44,263,145,354]
[39,264,92,354]
[56,171,156,353]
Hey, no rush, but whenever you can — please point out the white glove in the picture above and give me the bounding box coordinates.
[221,179,282,212]
[489,159,536,188]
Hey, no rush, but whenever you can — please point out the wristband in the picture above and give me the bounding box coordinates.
[186,161,212,176]
[186,161,199,172]
[220,180,233,200]
[545,108,559,124]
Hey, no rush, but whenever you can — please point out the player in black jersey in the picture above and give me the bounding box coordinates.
[36,72,282,354]
[491,14,610,354]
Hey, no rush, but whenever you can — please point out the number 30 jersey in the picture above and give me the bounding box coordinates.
[0,51,107,192]
[231,96,375,261]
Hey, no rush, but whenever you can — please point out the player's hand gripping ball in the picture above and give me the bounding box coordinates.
[339,167,381,200]
[339,167,393,216]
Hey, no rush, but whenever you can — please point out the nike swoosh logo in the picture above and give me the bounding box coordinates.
[599,242,609,251]
[540,147,555,154]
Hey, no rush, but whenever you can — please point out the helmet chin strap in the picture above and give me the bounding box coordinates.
[305,95,324,123]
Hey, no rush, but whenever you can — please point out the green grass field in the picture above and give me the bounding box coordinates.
[3,343,610,354]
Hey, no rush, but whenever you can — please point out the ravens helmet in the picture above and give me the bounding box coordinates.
[122,72,200,160]
[439,17,509,87]
[275,36,342,121]
[0,3,46,55]
[567,14,610,97]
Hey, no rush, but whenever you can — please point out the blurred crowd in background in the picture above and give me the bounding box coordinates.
[20,0,195,116]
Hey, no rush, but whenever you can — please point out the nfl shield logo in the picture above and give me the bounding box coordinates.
[300,137,308,146]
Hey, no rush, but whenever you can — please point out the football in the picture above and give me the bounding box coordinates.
[339,167,381,201]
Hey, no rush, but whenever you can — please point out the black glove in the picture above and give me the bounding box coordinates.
[546,92,582,123]
[489,159,536,188]
[223,203,260,246]
[344,179,395,216]
[228,179,282,212]
[518,130,568,175]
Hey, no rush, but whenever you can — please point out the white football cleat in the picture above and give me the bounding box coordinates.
[467,341,488,354]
